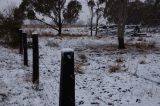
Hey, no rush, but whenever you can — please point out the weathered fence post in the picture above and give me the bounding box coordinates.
[32,33,39,84]
[59,49,75,106]
[19,29,23,54]
[23,33,28,66]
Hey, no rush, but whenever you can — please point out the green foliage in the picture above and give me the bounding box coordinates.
[104,0,160,25]
[104,0,127,24]
[88,0,95,8]
[32,0,66,15]
[63,1,82,24]
[27,10,36,20]
[127,0,144,24]
[0,5,25,47]
[143,0,160,26]
[24,0,82,35]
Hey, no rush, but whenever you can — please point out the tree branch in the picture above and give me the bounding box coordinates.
[35,17,58,31]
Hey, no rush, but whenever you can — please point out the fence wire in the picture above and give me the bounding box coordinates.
[38,47,109,105]
[39,56,59,105]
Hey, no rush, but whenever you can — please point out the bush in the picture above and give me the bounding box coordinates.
[109,64,121,73]
[139,60,146,64]
[0,5,24,48]
[135,41,156,50]
[46,40,59,47]
[115,57,124,63]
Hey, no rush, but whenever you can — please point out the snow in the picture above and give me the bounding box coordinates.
[0,28,160,106]
[32,32,38,35]
[61,48,74,53]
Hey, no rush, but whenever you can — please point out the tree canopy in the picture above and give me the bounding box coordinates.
[63,0,82,24]
[23,0,82,35]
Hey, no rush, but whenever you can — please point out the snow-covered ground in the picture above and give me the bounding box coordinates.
[0,28,160,106]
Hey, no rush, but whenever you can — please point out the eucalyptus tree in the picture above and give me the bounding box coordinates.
[63,0,82,24]
[0,2,26,47]
[104,0,128,49]
[95,0,105,36]
[26,0,82,36]
[88,0,95,36]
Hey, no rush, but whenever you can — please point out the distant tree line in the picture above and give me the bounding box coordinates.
[103,0,160,25]
[0,0,159,48]
[127,0,160,26]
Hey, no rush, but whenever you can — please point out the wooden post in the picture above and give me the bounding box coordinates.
[19,29,23,54]
[23,33,28,66]
[32,33,39,84]
[59,49,75,106]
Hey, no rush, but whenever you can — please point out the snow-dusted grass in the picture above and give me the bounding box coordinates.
[1,30,160,106]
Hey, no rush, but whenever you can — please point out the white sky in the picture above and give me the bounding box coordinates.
[0,0,22,10]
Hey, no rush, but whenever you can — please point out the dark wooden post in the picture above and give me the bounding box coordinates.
[59,49,75,106]
[23,33,28,66]
[32,33,39,84]
[19,29,23,54]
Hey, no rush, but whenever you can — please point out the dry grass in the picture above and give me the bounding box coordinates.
[61,33,86,37]
[137,37,144,41]
[109,64,121,73]
[135,42,156,50]
[115,57,124,63]
[74,54,88,74]
[126,41,156,52]
[74,62,84,74]
[46,40,59,47]
[40,32,55,37]
[39,33,86,37]
[86,44,117,52]
[79,54,87,62]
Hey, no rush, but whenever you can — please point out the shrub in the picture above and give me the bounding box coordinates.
[46,40,59,47]
[74,54,87,74]
[115,57,124,63]
[109,64,121,73]
[74,62,84,74]
[79,54,87,63]
[139,60,146,64]
[135,41,156,50]
[0,5,24,48]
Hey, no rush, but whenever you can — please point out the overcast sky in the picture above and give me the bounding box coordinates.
[0,0,21,10]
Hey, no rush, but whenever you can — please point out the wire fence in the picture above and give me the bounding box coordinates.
[39,55,59,105]
[38,46,109,105]
[19,32,160,106]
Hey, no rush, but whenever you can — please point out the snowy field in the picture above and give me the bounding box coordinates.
[0,28,160,106]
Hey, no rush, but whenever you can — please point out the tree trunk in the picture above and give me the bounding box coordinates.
[58,22,62,36]
[117,22,125,49]
[95,3,100,36]
[58,11,62,36]
[58,2,62,36]
[90,7,94,36]
[95,12,99,36]
[117,0,128,49]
